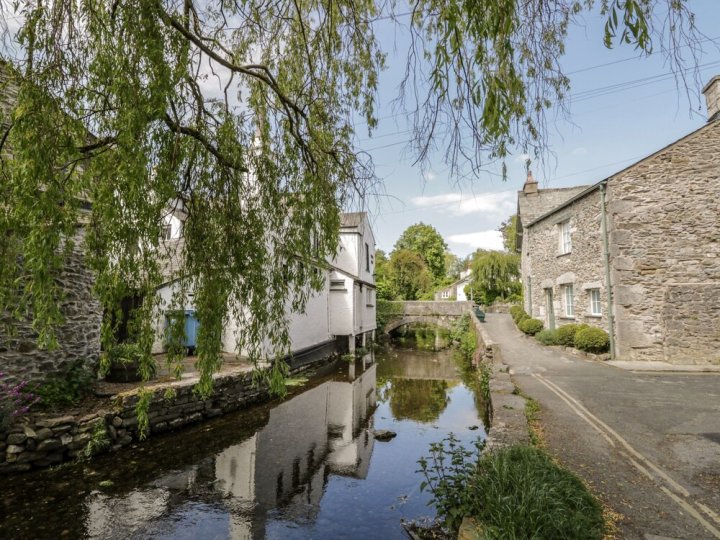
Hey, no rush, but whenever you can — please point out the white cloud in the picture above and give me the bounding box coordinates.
[423,170,437,182]
[410,190,516,218]
[448,231,504,251]
[514,153,531,163]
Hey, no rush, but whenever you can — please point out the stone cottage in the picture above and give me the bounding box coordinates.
[517,75,720,365]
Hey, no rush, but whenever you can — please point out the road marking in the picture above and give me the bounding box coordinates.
[531,373,720,538]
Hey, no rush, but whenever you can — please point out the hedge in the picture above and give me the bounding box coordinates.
[535,329,560,346]
[555,323,588,347]
[574,327,610,353]
[518,318,544,335]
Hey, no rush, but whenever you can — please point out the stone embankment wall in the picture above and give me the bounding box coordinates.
[0,227,102,386]
[0,368,269,475]
[607,120,720,365]
[470,315,530,449]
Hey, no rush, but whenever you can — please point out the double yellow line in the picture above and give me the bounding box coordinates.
[532,373,720,539]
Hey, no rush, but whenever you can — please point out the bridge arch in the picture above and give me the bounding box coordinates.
[380,300,476,335]
[384,315,454,334]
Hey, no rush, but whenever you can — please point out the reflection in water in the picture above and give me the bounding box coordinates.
[1,347,487,540]
[383,379,450,423]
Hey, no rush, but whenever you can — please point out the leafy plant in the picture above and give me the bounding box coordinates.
[574,327,610,353]
[417,434,486,532]
[35,358,94,409]
[535,329,560,345]
[518,318,544,335]
[83,421,111,460]
[0,372,39,429]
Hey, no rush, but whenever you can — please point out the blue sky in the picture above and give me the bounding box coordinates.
[360,1,720,257]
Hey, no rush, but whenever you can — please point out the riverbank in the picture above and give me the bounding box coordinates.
[0,352,335,475]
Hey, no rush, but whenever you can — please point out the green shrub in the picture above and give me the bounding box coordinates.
[35,358,94,409]
[535,329,560,346]
[574,326,610,353]
[509,305,524,321]
[518,318,544,335]
[555,323,587,346]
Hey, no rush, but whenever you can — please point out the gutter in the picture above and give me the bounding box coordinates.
[599,182,616,360]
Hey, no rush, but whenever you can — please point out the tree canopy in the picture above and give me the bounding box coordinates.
[467,250,521,306]
[0,0,704,393]
[393,222,448,283]
[387,249,433,301]
[499,215,519,253]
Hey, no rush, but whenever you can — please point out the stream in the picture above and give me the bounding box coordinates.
[1,339,487,539]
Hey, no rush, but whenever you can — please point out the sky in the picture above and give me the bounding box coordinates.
[359,1,720,258]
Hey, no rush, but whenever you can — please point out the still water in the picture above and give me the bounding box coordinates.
[1,345,486,539]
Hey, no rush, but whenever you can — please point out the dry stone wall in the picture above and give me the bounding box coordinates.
[607,121,720,364]
[0,226,102,386]
[0,368,270,474]
[521,190,610,332]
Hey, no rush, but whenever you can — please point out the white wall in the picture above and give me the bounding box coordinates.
[287,274,332,352]
[329,273,354,336]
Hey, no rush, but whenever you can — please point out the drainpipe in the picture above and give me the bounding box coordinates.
[599,183,616,360]
[527,277,532,316]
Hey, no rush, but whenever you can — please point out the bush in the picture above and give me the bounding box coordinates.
[35,358,94,409]
[509,305,524,320]
[518,318,544,335]
[574,327,610,353]
[555,323,587,347]
[103,343,155,383]
[535,329,560,346]
[0,373,39,429]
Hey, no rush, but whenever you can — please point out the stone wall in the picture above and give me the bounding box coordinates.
[521,189,610,332]
[0,367,271,474]
[607,120,720,364]
[0,226,102,386]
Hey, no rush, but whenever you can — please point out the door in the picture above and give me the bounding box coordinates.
[545,289,555,330]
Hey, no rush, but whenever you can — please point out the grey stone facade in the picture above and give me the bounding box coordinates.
[521,189,609,330]
[0,227,102,385]
[518,77,720,365]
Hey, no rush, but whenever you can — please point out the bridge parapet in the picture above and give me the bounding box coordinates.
[380,301,476,334]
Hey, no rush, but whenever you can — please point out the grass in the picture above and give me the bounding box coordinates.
[513,385,544,446]
[468,445,605,540]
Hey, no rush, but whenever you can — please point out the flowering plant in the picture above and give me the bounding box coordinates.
[0,372,38,430]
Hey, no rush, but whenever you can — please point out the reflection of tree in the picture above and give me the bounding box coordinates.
[387,378,450,423]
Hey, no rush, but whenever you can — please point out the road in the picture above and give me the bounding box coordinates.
[483,313,720,540]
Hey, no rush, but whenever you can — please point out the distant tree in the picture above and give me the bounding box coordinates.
[388,249,433,301]
[468,250,521,305]
[499,215,519,253]
[444,251,463,281]
[374,249,396,300]
[394,223,448,283]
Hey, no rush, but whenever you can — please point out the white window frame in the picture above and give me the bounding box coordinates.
[589,289,601,316]
[559,221,572,254]
[564,284,574,317]
[441,290,450,299]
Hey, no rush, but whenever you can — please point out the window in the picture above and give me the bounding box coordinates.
[365,242,370,272]
[559,221,572,254]
[441,290,450,299]
[330,278,346,291]
[589,289,601,316]
[162,224,172,240]
[564,284,574,317]
[366,288,374,306]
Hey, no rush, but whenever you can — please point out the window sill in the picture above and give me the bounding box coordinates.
[558,316,575,321]
[366,304,374,308]
[585,314,602,318]
[556,252,571,258]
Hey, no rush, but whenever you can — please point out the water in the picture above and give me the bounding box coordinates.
[1,345,486,539]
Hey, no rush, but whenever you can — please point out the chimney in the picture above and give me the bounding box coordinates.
[523,170,538,195]
[703,75,720,122]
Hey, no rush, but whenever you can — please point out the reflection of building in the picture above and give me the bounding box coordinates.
[84,358,377,539]
[214,359,377,538]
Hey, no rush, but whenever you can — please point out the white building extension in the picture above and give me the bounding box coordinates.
[152,211,377,362]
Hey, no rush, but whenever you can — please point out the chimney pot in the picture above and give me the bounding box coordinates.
[523,170,538,195]
[702,75,720,122]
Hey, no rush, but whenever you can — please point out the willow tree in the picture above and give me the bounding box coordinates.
[0,0,703,394]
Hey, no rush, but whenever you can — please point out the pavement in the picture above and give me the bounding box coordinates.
[482,313,720,540]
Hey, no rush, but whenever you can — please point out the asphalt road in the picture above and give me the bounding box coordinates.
[483,313,720,540]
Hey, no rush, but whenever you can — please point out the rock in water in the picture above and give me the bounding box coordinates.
[373,430,397,441]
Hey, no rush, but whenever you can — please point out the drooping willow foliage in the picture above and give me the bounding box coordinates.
[0,0,704,397]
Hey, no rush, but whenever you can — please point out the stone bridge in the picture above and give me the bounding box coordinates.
[382,301,476,334]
